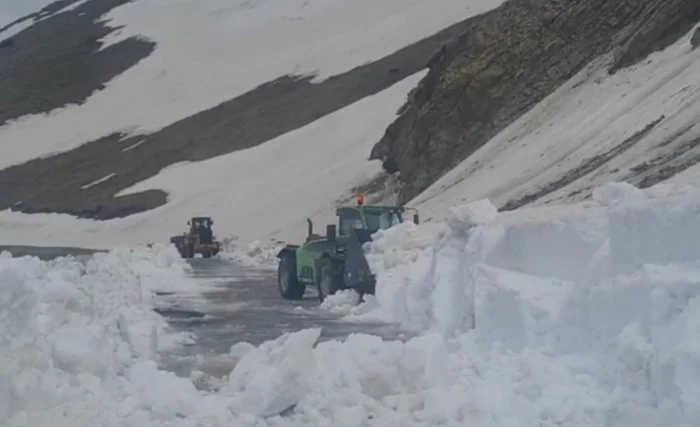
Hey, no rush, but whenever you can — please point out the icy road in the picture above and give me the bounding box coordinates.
[157,258,412,384]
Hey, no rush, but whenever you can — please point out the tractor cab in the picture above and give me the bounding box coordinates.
[305,195,420,243]
[188,216,215,244]
[335,194,419,236]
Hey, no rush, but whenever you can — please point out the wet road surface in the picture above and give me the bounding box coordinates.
[157,258,411,386]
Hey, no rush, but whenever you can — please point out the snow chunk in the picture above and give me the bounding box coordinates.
[593,181,647,207]
[319,289,361,313]
[446,198,498,231]
[229,341,256,359]
[607,190,700,274]
[226,328,322,417]
[218,237,283,270]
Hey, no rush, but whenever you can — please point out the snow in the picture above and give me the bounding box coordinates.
[6,181,700,426]
[0,0,499,170]
[217,237,284,270]
[0,243,195,425]
[121,138,147,152]
[80,173,116,190]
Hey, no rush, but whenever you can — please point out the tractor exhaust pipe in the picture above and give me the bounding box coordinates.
[326,224,337,247]
[307,218,313,237]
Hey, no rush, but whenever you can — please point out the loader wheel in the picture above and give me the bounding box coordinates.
[317,257,343,303]
[203,252,211,259]
[278,254,305,300]
[186,244,195,259]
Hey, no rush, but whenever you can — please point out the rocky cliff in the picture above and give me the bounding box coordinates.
[370,0,700,206]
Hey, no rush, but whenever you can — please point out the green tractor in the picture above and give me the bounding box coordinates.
[276,195,419,302]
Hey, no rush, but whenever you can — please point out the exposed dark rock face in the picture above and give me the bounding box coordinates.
[370,0,700,205]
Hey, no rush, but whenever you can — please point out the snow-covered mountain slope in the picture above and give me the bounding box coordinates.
[5,181,700,427]
[0,0,501,248]
[0,0,493,169]
[0,0,697,259]
[409,29,700,223]
[0,72,424,248]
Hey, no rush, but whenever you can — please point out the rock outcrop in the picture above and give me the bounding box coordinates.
[370,0,700,205]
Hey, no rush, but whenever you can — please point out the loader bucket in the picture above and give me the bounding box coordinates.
[343,229,376,295]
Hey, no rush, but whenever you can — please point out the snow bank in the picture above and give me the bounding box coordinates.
[0,244,194,425]
[8,182,700,426]
[348,181,700,425]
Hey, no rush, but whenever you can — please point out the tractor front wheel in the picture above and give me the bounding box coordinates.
[317,257,343,303]
[278,254,305,300]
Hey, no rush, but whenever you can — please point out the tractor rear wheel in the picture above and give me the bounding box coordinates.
[278,254,305,300]
[317,257,343,303]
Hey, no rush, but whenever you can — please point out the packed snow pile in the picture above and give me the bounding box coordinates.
[348,181,700,425]
[5,182,700,426]
[218,236,284,270]
[0,244,194,425]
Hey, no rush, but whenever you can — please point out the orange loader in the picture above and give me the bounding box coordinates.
[170,217,221,259]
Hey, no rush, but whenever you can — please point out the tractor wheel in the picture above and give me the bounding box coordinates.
[177,244,189,259]
[186,244,195,259]
[203,252,211,259]
[317,257,343,303]
[278,254,305,300]
[171,237,186,258]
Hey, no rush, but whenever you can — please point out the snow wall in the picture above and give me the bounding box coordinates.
[3,182,700,426]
